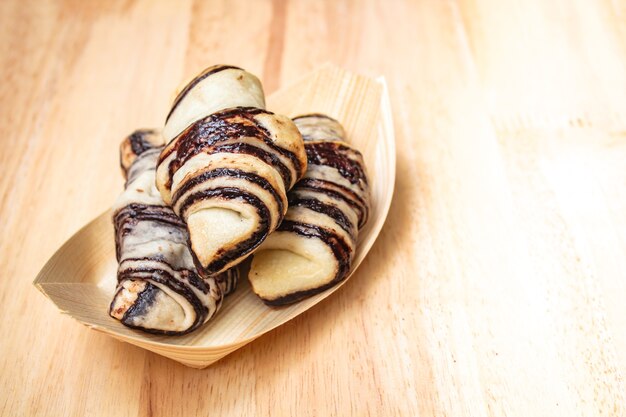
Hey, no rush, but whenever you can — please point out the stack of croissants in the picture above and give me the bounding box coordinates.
[109,65,370,335]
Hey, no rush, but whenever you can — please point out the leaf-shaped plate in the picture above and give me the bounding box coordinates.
[33,65,396,368]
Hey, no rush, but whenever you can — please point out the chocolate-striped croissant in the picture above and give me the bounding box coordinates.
[156,65,307,276]
[110,129,239,335]
[248,114,370,305]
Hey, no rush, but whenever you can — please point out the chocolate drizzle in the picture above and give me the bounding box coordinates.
[210,143,292,187]
[113,204,185,261]
[306,142,368,185]
[115,203,185,229]
[287,196,355,237]
[292,113,340,122]
[118,267,206,310]
[120,130,162,179]
[129,129,160,156]
[119,282,159,321]
[172,168,285,215]
[179,187,271,274]
[162,107,302,188]
[291,114,346,142]
[165,65,242,123]
[179,187,269,222]
[296,178,368,227]
[217,268,240,296]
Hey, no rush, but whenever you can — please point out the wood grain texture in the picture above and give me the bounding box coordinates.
[2,0,626,415]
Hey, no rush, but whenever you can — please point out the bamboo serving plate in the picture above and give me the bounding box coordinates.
[33,65,396,368]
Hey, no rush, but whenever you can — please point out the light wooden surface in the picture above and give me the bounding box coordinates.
[2,0,626,415]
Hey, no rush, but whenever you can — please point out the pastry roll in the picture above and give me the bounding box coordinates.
[248,114,370,305]
[156,65,307,276]
[216,270,239,297]
[110,129,239,335]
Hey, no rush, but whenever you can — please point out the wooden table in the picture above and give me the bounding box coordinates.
[2,0,626,415]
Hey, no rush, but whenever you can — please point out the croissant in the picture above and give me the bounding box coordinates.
[248,114,370,305]
[156,65,307,276]
[110,129,238,335]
